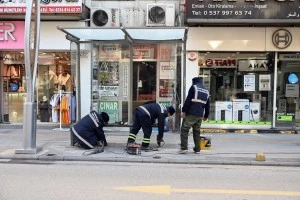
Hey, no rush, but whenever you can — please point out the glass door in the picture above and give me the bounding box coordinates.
[276,52,300,128]
[132,61,157,119]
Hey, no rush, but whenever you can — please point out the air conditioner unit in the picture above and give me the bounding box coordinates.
[90,8,120,27]
[146,4,175,27]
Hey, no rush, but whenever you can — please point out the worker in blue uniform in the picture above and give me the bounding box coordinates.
[70,110,109,149]
[127,102,176,151]
[179,77,210,154]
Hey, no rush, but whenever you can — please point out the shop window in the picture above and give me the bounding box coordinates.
[198,52,274,125]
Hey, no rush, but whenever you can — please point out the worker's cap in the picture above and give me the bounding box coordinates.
[101,112,110,123]
[167,106,175,116]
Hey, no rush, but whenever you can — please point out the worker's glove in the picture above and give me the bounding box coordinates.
[157,138,164,147]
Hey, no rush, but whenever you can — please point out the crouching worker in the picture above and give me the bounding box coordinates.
[127,103,175,151]
[70,110,109,149]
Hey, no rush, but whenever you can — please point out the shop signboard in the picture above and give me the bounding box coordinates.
[0,21,24,49]
[186,0,300,24]
[98,101,119,123]
[279,54,300,61]
[238,59,268,72]
[133,45,156,59]
[0,0,82,14]
[198,58,237,68]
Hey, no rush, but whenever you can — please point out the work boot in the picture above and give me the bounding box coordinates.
[140,146,154,152]
[193,147,200,154]
[178,149,188,154]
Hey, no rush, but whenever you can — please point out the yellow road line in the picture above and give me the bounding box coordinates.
[114,185,300,196]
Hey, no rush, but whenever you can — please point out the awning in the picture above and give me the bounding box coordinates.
[57,27,188,44]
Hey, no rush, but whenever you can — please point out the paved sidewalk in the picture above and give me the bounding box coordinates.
[0,127,299,167]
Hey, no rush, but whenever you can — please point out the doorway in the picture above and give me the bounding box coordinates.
[132,61,157,119]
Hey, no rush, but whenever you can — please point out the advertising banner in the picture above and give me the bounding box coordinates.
[244,74,255,92]
[0,0,82,14]
[99,44,121,61]
[159,62,175,79]
[98,101,119,123]
[186,0,300,24]
[259,74,271,91]
[0,21,24,49]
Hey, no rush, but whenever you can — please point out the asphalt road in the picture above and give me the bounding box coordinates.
[0,161,300,200]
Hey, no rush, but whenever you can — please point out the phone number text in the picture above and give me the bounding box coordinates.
[192,10,252,16]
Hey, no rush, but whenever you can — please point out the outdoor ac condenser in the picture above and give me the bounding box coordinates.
[90,8,120,27]
[146,4,175,26]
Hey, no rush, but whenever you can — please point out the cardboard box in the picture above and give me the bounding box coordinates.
[232,99,250,121]
[215,101,233,121]
[250,102,261,122]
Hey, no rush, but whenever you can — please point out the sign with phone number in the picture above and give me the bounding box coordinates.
[186,0,300,24]
[200,10,252,16]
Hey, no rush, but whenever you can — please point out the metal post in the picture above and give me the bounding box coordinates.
[272,52,278,129]
[128,43,133,124]
[15,0,42,154]
[76,43,81,121]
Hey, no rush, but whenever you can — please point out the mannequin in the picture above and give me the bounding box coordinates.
[48,68,58,96]
[58,68,71,91]
[6,65,18,78]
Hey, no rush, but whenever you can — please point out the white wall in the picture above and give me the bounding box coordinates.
[185,52,199,98]
[187,27,266,51]
[40,21,85,50]
[187,27,300,52]
[80,50,92,117]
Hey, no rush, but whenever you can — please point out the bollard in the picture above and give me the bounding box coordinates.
[255,152,266,161]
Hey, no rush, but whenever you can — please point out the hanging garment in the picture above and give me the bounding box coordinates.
[61,95,70,124]
[49,94,60,122]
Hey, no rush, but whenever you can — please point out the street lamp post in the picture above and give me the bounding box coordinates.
[15,0,42,154]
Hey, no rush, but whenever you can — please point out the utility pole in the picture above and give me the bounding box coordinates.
[15,0,42,154]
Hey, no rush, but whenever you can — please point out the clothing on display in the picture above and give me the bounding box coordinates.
[49,92,76,123]
[5,65,18,78]
[58,72,71,91]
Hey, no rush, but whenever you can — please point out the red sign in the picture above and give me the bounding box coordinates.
[200,58,237,68]
[0,0,82,14]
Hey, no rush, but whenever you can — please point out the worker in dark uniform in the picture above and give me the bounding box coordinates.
[70,110,109,149]
[127,103,176,151]
[180,77,210,154]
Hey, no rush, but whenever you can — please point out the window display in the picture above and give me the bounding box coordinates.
[198,52,274,126]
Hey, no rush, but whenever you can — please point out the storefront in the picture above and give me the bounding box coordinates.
[184,0,300,131]
[186,27,300,130]
[58,27,188,130]
[0,21,85,123]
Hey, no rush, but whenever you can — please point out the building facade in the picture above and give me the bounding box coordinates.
[185,0,300,130]
[0,0,87,124]
[2,0,299,132]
